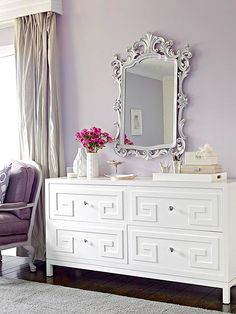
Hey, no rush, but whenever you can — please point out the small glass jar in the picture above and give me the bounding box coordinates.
[66,167,77,178]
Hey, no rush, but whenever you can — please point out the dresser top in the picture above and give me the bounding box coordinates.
[46,176,236,189]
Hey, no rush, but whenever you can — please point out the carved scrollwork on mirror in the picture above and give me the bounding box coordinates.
[111,32,192,160]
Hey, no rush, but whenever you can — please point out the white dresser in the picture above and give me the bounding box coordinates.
[45,177,236,303]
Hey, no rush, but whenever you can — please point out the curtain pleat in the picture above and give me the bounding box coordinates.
[15,12,65,260]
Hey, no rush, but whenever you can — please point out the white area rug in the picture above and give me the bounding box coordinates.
[0,277,224,314]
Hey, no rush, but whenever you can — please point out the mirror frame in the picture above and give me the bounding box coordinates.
[111,32,192,160]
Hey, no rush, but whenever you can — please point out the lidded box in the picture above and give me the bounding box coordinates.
[184,144,218,166]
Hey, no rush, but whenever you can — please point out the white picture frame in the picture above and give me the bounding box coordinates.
[131,109,142,135]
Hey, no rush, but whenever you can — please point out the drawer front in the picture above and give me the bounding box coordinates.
[130,189,222,231]
[128,226,223,279]
[49,184,124,223]
[47,222,126,264]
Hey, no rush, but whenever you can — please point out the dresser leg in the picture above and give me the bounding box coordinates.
[46,261,53,277]
[223,286,230,304]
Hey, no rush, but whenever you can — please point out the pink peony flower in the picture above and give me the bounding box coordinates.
[75,127,113,153]
[124,134,134,145]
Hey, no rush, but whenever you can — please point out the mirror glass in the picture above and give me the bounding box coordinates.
[123,57,177,148]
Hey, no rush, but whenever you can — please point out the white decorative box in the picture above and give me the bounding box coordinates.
[185,152,218,165]
[185,144,218,166]
[153,172,227,182]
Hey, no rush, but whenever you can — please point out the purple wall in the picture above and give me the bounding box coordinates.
[57,0,236,178]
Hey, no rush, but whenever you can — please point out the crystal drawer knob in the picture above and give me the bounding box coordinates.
[84,239,88,243]
[84,201,88,206]
[169,206,174,211]
[169,247,174,253]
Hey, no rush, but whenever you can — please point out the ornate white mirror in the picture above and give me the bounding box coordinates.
[111,33,192,160]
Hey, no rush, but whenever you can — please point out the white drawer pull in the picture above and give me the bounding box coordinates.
[169,247,174,253]
[169,206,175,211]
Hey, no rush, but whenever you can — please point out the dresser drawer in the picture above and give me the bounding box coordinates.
[47,222,126,264]
[130,188,223,231]
[128,226,224,280]
[49,184,124,223]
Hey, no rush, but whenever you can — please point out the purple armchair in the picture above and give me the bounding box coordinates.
[0,161,42,272]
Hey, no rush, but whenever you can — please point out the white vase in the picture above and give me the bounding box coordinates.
[87,152,99,179]
[73,147,87,177]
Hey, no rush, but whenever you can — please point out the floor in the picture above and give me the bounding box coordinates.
[1,256,236,313]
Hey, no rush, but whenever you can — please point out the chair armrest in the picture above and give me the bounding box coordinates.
[0,202,34,211]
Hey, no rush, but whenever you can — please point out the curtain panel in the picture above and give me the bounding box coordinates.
[15,12,64,260]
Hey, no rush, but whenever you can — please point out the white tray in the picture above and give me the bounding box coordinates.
[153,172,227,182]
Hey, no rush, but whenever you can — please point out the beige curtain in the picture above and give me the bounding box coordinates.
[15,12,65,260]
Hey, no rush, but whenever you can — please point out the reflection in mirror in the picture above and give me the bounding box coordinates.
[124,58,177,147]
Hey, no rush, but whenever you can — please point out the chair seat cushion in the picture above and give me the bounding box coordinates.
[5,161,35,219]
[0,212,29,236]
[0,234,28,246]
